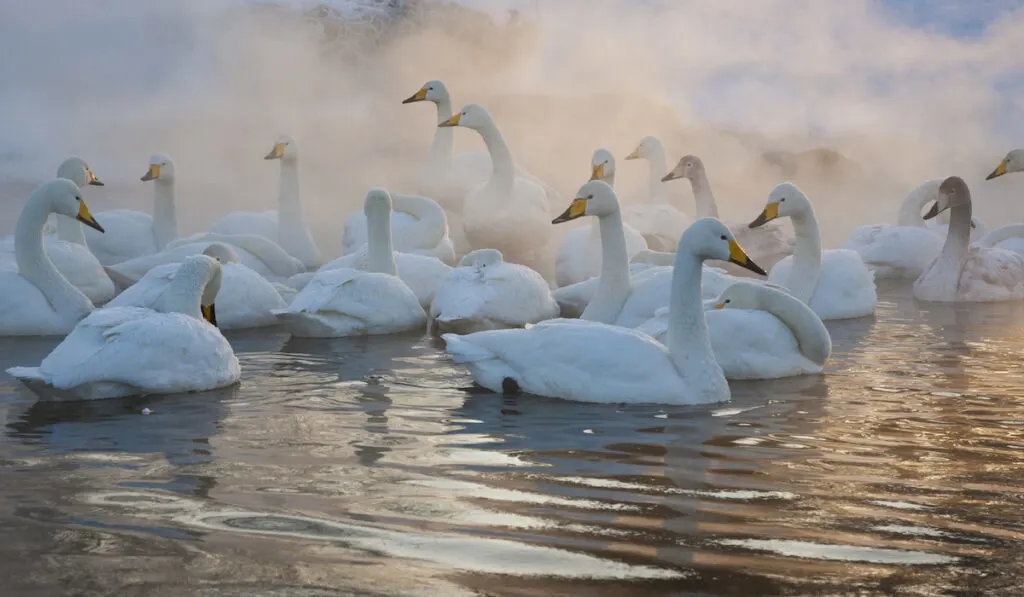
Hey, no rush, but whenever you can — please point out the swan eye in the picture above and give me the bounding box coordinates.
[75,195,82,201]
[686,162,693,168]
[720,234,727,240]
[725,299,731,304]
[779,198,786,202]
[587,194,593,200]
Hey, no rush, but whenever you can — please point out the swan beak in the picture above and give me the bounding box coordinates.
[590,163,605,181]
[201,303,218,327]
[713,301,726,310]
[264,143,285,160]
[86,168,104,186]
[402,87,428,104]
[140,164,160,182]
[438,114,461,128]
[661,168,682,182]
[727,240,767,276]
[748,203,779,228]
[76,200,104,233]
[986,159,1008,180]
[922,202,942,220]
[552,198,588,224]
[625,149,640,161]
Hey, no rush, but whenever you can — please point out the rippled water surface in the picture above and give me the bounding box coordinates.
[3,282,1024,596]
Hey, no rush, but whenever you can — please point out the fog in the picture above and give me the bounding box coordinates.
[1,0,1023,250]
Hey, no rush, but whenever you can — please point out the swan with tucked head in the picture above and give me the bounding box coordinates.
[749,182,876,320]
[443,211,767,404]
[985,149,1024,180]
[914,176,1024,302]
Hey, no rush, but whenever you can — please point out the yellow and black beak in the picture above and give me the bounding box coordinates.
[748,203,779,229]
[552,197,588,224]
[713,300,727,310]
[727,240,767,276]
[986,159,1008,180]
[402,87,428,104]
[590,163,605,181]
[264,143,285,160]
[625,148,640,161]
[86,168,104,186]
[76,199,104,233]
[140,164,160,182]
[201,303,218,327]
[438,113,461,128]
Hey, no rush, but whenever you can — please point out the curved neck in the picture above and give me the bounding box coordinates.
[896,179,941,228]
[366,208,397,276]
[477,122,515,196]
[976,223,1024,248]
[152,265,208,320]
[56,215,88,245]
[688,170,719,219]
[938,200,972,266]
[666,250,717,373]
[785,209,823,303]
[758,290,830,366]
[581,210,631,323]
[152,179,178,250]
[16,198,93,317]
[645,151,668,205]
[427,99,455,173]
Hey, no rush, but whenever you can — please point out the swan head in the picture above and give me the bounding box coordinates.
[661,154,705,182]
[625,136,664,161]
[459,248,504,268]
[985,149,1024,180]
[364,187,393,217]
[402,79,449,105]
[923,176,970,220]
[141,154,174,182]
[682,218,767,276]
[589,148,615,182]
[264,134,297,161]
[709,281,772,310]
[552,180,620,224]
[749,182,811,228]
[438,103,492,130]
[174,255,222,327]
[202,242,241,264]
[42,178,105,233]
[57,157,104,188]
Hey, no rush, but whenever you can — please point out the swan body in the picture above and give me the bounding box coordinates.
[622,136,693,251]
[0,179,106,336]
[555,149,647,287]
[440,104,553,275]
[209,135,322,268]
[750,183,877,320]
[637,281,830,379]
[273,189,427,337]
[430,248,558,335]
[664,154,795,273]
[0,158,114,304]
[84,154,179,265]
[8,255,240,399]
[108,244,286,329]
[342,192,456,264]
[914,177,1024,302]
[443,197,768,404]
[975,224,1024,257]
[320,248,450,310]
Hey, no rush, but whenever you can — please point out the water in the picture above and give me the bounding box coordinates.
[3,281,1024,596]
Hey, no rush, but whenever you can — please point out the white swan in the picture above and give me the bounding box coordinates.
[84,154,179,265]
[637,281,831,380]
[749,183,877,320]
[622,136,693,251]
[273,188,427,337]
[208,135,323,269]
[973,224,1024,257]
[342,192,456,265]
[984,149,1024,181]
[440,104,553,276]
[914,176,1024,302]
[0,158,114,304]
[429,248,558,335]
[108,243,286,330]
[554,148,647,287]
[663,154,795,272]
[402,80,493,210]
[0,179,105,336]
[8,254,241,399]
[442,214,767,404]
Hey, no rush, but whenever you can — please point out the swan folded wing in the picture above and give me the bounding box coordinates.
[706,309,818,379]
[105,263,178,309]
[960,247,1024,301]
[483,264,558,325]
[284,269,425,329]
[844,225,942,277]
[805,250,877,320]
[430,268,493,321]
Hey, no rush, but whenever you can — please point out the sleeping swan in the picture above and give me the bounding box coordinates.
[0,179,106,336]
[914,176,1024,302]
[342,192,456,265]
[442,212,767,404]
[8,254,240,399]
[749,182,877,320]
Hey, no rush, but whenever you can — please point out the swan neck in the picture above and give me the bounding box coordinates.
[940,200,972,264]
[56,215,88,245]
[646,151,668,205]
[152,179,178,250]
[153,265,209,319]
[689,171,719,219]
[758,291,830,366]
[366,207,397,276]
[16,197,92,316]
[479,122,515,194]
[277,157,303,231]
[666,252,715,371]
[581,210,631,323]
[782,210,822,303]
[428,100,455,172]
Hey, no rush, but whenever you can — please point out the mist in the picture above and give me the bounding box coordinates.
[2,0,1023,250]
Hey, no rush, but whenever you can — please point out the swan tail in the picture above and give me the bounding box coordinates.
[6,366,43,381]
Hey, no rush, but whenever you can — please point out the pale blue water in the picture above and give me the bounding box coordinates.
[3,281,1024,595]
